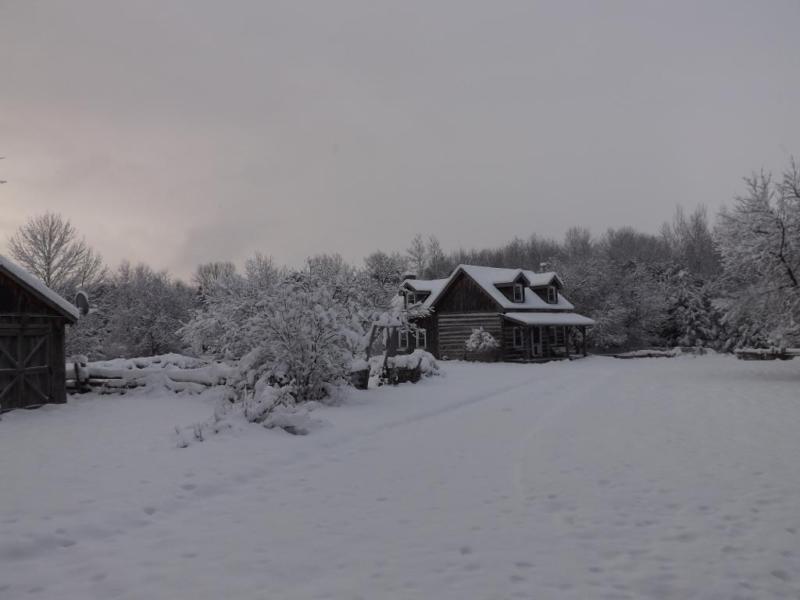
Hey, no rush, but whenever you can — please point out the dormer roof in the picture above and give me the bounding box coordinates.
[409,265,574,312]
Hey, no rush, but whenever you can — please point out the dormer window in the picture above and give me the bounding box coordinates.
[546,286,557,304]
[405,291,417,308]
[513,283,524,303]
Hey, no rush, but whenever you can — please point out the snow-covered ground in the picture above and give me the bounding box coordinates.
[2,355,800,599]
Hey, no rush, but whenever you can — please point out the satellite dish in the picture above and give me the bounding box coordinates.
[74,290,90,316]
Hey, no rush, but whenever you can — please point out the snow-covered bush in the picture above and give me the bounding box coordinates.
[226,276,351,402]
[465,328,500,353]
[174,380,328,447]
[368,349,439,386]
[181,254,383,404]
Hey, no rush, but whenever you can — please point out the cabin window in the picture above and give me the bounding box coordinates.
[513,283,524,303]
[546,286,558,304]
[405,292,417,308]
[398,329,410,350]
[513,327,524,349]
[416,329,427,349]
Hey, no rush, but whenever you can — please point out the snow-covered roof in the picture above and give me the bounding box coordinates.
[403,278,448,295]
[0,254,80,321]
[416,265,574,311]
[522,270,563,288]
[504,312,595,326]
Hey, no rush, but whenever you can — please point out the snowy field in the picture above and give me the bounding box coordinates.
[2,356,800,600]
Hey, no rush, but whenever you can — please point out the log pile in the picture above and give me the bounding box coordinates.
[734,348,799,361]
[66,356,233,394]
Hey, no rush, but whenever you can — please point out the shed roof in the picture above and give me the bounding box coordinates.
[0,255,80,321]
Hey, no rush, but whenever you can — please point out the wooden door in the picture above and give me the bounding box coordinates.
[0,325,52,411]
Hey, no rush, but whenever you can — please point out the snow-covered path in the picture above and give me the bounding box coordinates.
[2,356,800,599]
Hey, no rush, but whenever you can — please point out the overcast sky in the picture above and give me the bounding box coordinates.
[2,1,799,278]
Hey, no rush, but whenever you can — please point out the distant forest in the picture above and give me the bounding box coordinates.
[6,158,800,360]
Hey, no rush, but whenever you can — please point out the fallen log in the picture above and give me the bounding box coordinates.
[734,348,798,361]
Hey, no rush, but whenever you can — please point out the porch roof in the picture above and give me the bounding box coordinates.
[504,312,595,327]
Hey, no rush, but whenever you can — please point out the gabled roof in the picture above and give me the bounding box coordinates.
[402,277,448,296]
[415,264,574,311]
[0,255,80,321]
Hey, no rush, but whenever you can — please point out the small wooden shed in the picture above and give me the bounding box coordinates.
[0,256,78,412]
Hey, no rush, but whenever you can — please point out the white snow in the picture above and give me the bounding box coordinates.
[418,265,576,311]
[0,254,80,320]
[505,311,596,326]
[402,277,448,300]
[2,355,800,599]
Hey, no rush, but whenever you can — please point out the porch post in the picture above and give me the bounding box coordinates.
[581,326,587,357]
[527,326,532,360]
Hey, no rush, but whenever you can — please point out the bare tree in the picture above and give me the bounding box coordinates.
[193,261,237,291]
[406,233,428,276]
[7,212,105,294]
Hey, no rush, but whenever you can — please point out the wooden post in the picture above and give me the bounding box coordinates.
[581,326,587,357]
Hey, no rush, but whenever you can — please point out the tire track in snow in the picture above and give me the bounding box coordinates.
[0,365,555,570]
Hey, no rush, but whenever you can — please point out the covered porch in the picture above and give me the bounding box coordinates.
[503,312,595,361]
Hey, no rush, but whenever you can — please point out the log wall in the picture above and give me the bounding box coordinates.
[438,313,503,360]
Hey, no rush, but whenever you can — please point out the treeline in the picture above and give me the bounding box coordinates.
[6,157,800,360]
[379,205,721,350]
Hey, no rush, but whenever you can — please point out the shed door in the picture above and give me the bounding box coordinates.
[0,325,52,411]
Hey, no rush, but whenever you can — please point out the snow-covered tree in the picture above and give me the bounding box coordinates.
[660,270,721,348]
[103,263,195,357]
[661,206,720,278]
[425,235,451,278]
[180,256,281,359]
[236,274,351,402]
[182,254,384,403]
[364,250,407,290]
[193,261,236,297]
[715,161,800,347]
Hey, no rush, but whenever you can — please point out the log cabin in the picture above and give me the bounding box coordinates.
[0,255,79,411]
[398,265,594,362]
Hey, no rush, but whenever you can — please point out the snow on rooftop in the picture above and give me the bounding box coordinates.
[0,254,80,320]
[404,278,448,293]
[403,278,449,308]
[522,270,562,287]
[504,312,595,326]
[402,265,576,311]
[449,265,573,311]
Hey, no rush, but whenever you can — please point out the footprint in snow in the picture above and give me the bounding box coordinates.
[771,569,791,582]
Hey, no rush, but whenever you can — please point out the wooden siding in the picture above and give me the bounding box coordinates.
[402,314,437,356]
[438,313,503,360]
[0,270,69,411]
[434,271,499,313]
